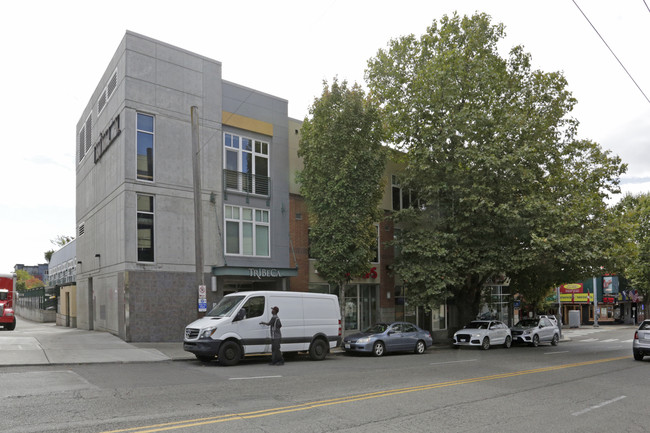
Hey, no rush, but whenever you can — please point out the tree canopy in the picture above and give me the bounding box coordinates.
[365,13,626,322]
[297,79,386,314]
[612,193,650,312]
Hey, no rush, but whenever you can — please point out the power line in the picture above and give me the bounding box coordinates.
[571,0,650,104]
[644,0,650,14]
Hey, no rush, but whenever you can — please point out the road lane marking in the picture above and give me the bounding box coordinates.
[430,359,477,365]
[229,375,282,380]
[580,338,598,342]
[544,351,569,355]
[572,395,626,416]
[101,355,629,433]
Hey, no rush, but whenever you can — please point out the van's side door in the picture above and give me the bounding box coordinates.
[234,296,269,353]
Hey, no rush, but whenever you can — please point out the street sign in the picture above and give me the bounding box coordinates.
[198,285,207,312]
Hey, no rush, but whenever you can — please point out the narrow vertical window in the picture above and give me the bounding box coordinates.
[137,113,154,181]
[137,195,154,262]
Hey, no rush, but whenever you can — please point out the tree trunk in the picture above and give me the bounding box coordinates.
[448,284,483,336]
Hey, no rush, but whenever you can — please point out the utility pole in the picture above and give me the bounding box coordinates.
[593,276,599,327]
[191,106,205,312]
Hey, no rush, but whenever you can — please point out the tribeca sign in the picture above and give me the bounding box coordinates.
[249,268,283,279]
[94,114,121,164]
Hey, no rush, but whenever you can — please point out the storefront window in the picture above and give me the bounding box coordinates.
[344,285,358,331]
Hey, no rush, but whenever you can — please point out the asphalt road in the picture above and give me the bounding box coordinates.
[3,325,647,433]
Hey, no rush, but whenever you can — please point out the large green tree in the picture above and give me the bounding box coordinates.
[365,13,625,325]
[297,79,386,330]
[613,193,650,316]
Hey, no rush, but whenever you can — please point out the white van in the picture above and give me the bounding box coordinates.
[183,291,341,365]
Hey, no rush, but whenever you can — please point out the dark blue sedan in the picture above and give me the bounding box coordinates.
[343,322,433,356]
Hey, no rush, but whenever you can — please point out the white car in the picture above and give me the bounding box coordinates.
[453,320,512,350]
[539,314,558,327]
[633,320,650,361]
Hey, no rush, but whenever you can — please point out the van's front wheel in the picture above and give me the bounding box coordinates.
[218,341,241,366]
[309,339,328,361]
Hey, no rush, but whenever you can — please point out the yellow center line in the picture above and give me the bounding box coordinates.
[102,355,628,433]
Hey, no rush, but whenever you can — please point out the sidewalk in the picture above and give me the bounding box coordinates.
[0,317,195,367]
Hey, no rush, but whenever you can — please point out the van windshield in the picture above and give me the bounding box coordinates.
[206,295,245,318]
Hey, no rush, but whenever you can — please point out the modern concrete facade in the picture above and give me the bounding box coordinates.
[76,32,294,342]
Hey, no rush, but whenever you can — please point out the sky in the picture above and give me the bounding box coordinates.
[1,0,649,274]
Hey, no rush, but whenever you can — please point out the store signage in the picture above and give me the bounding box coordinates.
[94,114,121,163]
[249,268,283,279]
[603,296,615,304]
[560,283,583,294]
[559,293,592,303]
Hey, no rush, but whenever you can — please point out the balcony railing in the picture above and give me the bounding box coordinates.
[224,170,271,198]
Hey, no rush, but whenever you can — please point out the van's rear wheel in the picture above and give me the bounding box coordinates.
[218,341,241,366]
[309,339,328,361]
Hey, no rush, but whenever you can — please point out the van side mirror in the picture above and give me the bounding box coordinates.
[234,308,246,322]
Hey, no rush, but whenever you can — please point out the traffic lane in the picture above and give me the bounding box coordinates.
[3,338,637,432]
[90,354,639,433]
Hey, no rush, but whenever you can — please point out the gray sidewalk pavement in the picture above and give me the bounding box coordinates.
[0,317,195,367]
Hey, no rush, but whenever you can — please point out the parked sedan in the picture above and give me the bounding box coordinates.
[343,322,433,356]
[510,317,559,347]
[633,320,650,361]
[453,320,512,350]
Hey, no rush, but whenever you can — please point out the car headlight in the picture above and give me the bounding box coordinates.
[472,333,482,338]
[200,327,217,339]
[356,337,371,344]
[523,330,531,335]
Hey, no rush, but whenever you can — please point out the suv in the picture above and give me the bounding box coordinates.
[539,314,558,327]
[633,320,650,361]
[511,317,559,347]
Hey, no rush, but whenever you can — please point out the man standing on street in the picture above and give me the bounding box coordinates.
[260,306,283,365]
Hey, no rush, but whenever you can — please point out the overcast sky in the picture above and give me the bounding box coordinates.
[2,0,649,274]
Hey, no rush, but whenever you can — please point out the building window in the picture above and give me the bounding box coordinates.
[224,133,269,195]
[137,194,154,262]
[372,225,379,263]
[225,205,270,256]
[137,113,154,181]
[391,175,418,211]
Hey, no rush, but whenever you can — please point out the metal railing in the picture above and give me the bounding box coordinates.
[16,287,59,312]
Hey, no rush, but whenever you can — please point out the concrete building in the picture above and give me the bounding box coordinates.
[76,32,295,342]
[48,239,77,327]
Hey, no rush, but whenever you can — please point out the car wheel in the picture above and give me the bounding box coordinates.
[504,336,512,349]
[551,334,559,346]
[481,337,490,350]
[634,351,644,361]
[6,319,15,331]
[218,341,241,366]
[531,334,540,347]
[195,355,214,362]
[372,341,385,357]
[414,340,426,354]
[309,339,328,361]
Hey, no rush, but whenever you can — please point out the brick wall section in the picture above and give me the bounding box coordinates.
[379,210,395,309]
